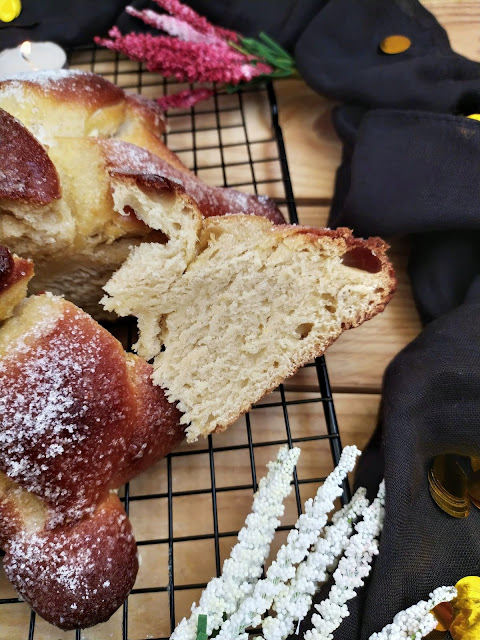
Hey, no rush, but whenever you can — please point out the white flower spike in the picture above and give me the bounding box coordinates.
[262,487,370,640]
[368,585,457,640]
[216,446,361,640]
[306,480,386,640]
[170,445,300,640]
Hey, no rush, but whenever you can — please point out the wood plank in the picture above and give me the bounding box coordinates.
[276,79,340,202]
[423,0,480,61]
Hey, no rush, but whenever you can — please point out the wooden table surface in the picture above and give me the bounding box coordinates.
[0,2,478,639]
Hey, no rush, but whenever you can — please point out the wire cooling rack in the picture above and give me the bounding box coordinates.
[0,49,349,640]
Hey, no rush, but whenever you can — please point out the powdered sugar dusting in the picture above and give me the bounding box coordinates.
[0,69,87,85]
[3,499,138,629]
[0,299,133,524]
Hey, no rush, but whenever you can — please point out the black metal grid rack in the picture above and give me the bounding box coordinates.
[0,49,349,640]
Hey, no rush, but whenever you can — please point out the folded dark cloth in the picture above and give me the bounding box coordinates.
[331,109,480,237]
[0,0,126,49]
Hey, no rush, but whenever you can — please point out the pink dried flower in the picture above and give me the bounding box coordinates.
[157,88,214,110]
[95,30,272,85]
[152,0,240,43]
[126,7,227,46]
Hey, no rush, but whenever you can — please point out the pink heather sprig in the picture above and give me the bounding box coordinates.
[152,0,240,43]
[96,29,272,85]
[95,0,296,110]
[125,7,227,46]
[157,88,214,110]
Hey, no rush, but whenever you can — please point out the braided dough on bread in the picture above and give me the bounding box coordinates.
[0,276,184,628]
[103,214,396,441]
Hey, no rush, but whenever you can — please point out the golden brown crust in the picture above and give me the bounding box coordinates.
[0,295,183,526]
[124,93,166,136]
[109,169,192,201]
[0,109,61,204]
[0,70,125,110]
[3,493,138,630]
[0,246,34,321]
[0,292,184,628]
[100,139,285,223]
[113,354,184,484]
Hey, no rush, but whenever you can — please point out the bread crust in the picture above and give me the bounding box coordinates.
[0,292,184,628]
[0,70,125,110]
[100,139,285,223]
[0,295,184,525]
[0,246,34,320]
[0,108,61,204]
[3,493,138,630]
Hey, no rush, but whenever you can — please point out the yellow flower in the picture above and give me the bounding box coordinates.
[0,0,21,22]
[450,576,480,640]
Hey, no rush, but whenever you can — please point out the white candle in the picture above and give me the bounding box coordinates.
[0,41,67,73]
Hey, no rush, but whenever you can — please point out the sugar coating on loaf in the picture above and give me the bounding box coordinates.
[3,494,138,629]
[0,293,184,527]
[0,288,184,629]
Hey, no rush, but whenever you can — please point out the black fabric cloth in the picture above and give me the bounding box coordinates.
[0,0,126,49]
[330,110,480,237]
[183,1,480,639]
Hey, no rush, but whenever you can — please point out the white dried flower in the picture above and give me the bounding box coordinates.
[261,487,370,640]
[368,585,457,640]
[306,481,386,640]
[170,445,301,640]
[216,446,361,640]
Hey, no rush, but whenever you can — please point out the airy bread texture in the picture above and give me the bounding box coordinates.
[103,215,396,441]
[0,282,185,628]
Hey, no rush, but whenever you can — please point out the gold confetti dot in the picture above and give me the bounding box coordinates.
[0,0,21,22]
[450,577,480,640]
[467,114,480,122]
[379,35,412,55]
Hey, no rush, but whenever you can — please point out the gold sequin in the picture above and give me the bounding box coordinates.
[450,577,480,640]
[379,35,412,55]
[0,0,21,22]
[428,455,470,518]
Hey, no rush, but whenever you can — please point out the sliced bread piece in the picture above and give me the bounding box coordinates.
[103,215,396,441]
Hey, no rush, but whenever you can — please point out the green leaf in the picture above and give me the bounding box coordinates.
[196,614,208,640]
[259,32,293,60]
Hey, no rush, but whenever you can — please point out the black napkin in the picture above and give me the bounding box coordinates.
[182,0,480,638]
[0,0,126,49]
